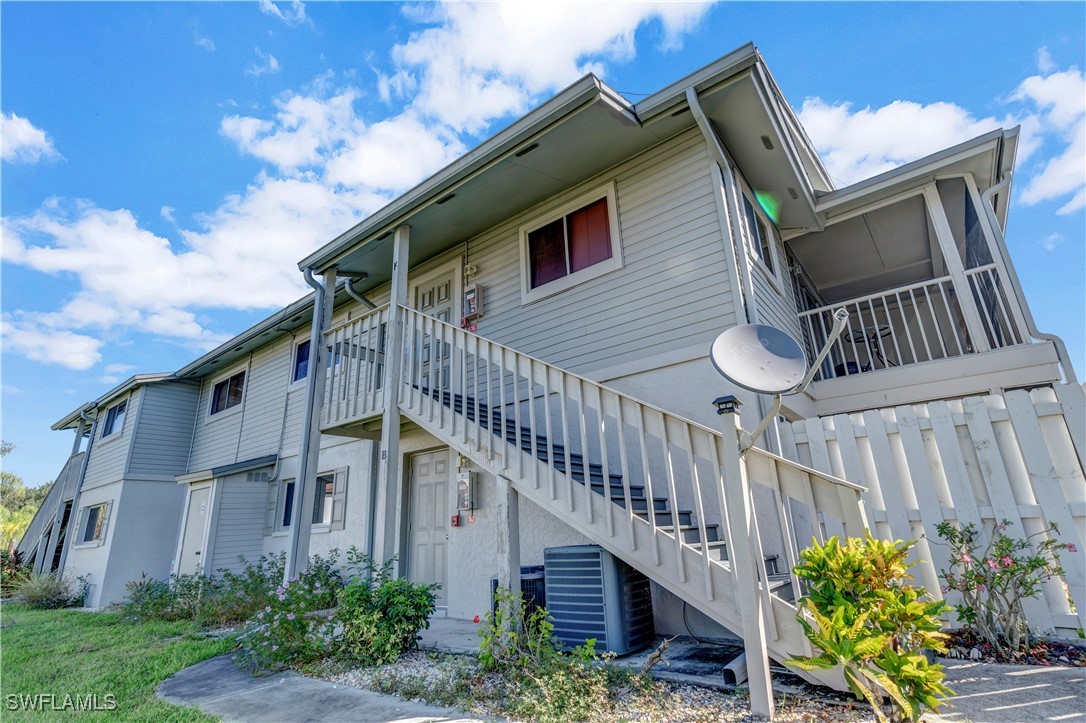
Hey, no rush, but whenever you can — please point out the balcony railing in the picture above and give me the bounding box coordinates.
[799,264,1026,382]
[321,304,389,429]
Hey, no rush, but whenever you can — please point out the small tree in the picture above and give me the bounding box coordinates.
[935,519,1071,658]
[786,533,953,723]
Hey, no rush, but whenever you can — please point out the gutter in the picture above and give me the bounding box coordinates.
[56,408,99,571]
[980,172,1078,384]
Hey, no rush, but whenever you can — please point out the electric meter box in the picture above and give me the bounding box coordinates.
[463,285,483,322]
[456,471,476,511]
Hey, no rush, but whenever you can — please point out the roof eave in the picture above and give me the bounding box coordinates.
[50,373,174,429]
[298,74,611,274]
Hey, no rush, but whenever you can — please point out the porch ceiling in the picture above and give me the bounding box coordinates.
[790,193,935,303]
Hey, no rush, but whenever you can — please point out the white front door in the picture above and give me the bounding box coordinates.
[178,485,211,575]
[407,450,449,605]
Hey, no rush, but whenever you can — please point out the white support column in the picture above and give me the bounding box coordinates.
[923,185,991,353]
[374,225,410,573]
[715,395,774,720]
[496,474,521,630]
[285,266,337,581]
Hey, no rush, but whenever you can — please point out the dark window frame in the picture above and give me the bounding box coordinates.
[102,399,127,438]
[210,371,246,415]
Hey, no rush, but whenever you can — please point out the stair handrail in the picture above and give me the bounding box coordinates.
[396,304,866,494]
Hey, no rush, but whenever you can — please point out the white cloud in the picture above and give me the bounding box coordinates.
[246,48,281,77]
[1,320,101,371]
[104,363,135,375]
[2,113,61,164]
[194,33,216,53]
[384,2,711,132]
[798,58,1084,215]
[1037,47,1056,75]
[2,5,710,371]
[1042,232,1065,251]
[259,0,308,27]
[797,98,1014,186]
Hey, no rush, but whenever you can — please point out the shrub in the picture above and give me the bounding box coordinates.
[786,533,953,723]
[479,586,641,722]
[936,519,1071,658]
[1,549,31,595]
[14,570,81,609]
[335,553,438,666]
[122,552,288,625]
[235,568,338,672]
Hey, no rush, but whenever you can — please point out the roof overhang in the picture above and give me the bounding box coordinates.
[51,373,175,430]
[299,43,831,286]
[813,127,1018,226]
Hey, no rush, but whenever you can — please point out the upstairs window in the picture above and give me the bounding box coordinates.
[742,195,776,275]
[292,340,311,383]
[210,371,246,415]
[520,184,623,303]
[102,400,127,438]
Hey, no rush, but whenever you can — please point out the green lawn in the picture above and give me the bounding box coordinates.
[0,604,233,721]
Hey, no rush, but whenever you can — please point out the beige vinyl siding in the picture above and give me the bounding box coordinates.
[448,128,737,374]
[83,389,141,490]
[209,475,269,572]
[127,383,200,478]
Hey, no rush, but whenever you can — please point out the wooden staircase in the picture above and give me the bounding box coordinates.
[397,306,869,689]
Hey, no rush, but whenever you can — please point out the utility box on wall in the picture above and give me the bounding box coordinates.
[456,471,476,511]
[543,545,655,656]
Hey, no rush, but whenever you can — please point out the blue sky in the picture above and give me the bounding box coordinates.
[2,1,1083,487]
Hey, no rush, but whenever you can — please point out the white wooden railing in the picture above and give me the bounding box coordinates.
[799,264,1026,381]
[398,305,868,650]
[321,304,389,428]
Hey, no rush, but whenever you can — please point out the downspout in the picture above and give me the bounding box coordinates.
[981,173,1078,383]
[284,268,330,581]
[345,275,377,311]
[687,87,777,449]
[687,87,756,325]
[56,408,98,571]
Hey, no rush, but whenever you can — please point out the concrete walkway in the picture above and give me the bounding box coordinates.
[159,618,1086,722]
[157,654,485,723]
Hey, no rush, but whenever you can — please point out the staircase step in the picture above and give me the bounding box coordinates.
[659,523,722,544]
[633,509,692,527]
[612,496,669,513]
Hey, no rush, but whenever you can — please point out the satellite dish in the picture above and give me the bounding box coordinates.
[709,324,808,395]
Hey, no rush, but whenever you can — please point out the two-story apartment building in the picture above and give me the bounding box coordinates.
[21,44,1082,687]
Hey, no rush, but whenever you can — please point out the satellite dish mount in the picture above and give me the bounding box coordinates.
[710,308,849,451]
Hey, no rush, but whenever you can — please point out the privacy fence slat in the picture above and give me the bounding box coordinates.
[781,384,1086,634]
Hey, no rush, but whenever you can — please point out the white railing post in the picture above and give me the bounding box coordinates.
[714,395,773,720]
[374,225,410,573]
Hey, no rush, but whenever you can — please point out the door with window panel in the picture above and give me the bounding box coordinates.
[412,270,457,395]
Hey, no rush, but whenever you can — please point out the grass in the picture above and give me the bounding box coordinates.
[0,604,233,721]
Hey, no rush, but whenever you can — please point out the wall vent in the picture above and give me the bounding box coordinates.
[246,472,269,483]
[543,545,654,655]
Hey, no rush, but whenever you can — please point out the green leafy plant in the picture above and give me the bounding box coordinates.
[1,549,30,595]
[785,533,953,722]
[335,553,438,666]
[13,570,82,609]
[936,519,1071,658]
[478,586,641,722]
[235,564,342,672]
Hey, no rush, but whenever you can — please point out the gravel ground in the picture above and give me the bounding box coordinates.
[324,650,878,722]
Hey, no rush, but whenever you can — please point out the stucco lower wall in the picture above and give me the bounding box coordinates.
[62,481,123,609]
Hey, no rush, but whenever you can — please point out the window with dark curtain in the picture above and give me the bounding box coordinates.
[567,198,612,273]
[528,218,567,288]
[282,481,295,528]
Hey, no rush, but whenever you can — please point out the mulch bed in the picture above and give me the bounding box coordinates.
[944,629,1086,666]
